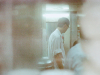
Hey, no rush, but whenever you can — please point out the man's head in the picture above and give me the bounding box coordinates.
[58,17,69,33]
[73,41,78,46]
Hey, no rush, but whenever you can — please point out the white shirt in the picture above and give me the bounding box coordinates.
[48,29,65,68]
[65,43,86,74]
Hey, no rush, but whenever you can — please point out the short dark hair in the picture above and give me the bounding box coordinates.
[58,17,69,27]
[73,41,78,46]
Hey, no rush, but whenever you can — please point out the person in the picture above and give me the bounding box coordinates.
[73,41,78,46]
[65,41,86,75]
[7,69,40,75]
[48,17,69,69]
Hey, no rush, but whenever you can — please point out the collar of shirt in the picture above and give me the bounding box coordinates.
[55,28,62,36]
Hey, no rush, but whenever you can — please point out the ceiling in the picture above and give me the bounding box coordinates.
[46,4,69,11]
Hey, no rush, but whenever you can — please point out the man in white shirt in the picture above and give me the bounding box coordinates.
[65,43,86,75]
[48,17,69,69]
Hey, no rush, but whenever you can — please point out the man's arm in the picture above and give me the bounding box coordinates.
[54,53,64,69]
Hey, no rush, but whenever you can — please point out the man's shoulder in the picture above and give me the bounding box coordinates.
[70,43,80,50]
[50,31,60,39]
[67,44,80,55]
[68,43,85,57]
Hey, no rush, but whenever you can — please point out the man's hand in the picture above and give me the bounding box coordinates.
[54,53,64,69]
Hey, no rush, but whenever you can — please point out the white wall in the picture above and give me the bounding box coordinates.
[64,28,70,54]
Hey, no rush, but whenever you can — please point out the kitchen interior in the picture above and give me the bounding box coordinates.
[0,0,84,74]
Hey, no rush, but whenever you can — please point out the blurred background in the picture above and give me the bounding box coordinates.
[0,0,85,74]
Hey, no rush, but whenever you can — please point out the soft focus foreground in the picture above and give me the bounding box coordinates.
[7,69,74,75]
[0,0,42,75]
[81,0,100,75]
[1,0,100,75]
